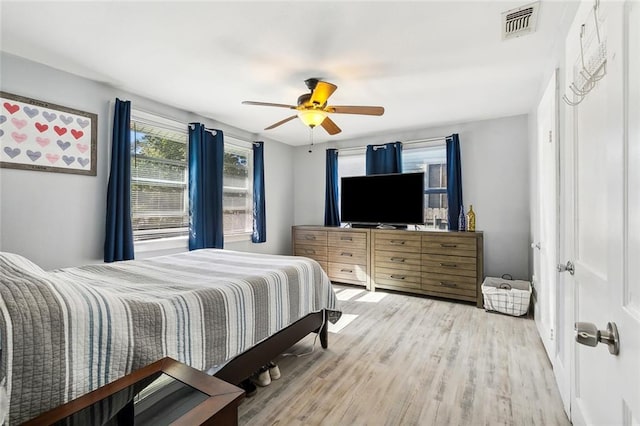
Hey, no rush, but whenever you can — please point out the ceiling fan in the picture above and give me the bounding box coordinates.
[242,78,384,135]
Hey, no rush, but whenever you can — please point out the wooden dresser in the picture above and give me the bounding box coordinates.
[371,229,483,307]
[293,226,483,306]
[292,226,371,289]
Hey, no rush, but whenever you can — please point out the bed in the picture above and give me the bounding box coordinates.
[0,249,341,425]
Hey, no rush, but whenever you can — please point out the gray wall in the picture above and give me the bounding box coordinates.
[0,53,530,278]
[0,53,294,269]
[293,115,531,280]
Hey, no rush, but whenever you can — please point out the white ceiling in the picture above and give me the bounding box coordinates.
[0,1,577,146]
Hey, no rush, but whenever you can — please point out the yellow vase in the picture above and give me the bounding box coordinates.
[466,205,476,232]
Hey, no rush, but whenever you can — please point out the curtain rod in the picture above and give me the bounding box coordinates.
[337,135,448,153]
[131,106,251,140]
[188,123,218,135]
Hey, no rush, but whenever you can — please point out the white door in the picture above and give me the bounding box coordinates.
[563,1,640,424]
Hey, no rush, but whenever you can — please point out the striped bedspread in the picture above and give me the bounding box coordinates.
[0,249,340,425]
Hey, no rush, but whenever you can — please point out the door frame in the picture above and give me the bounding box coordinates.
[538,68,572,416]
[534,69,558,360]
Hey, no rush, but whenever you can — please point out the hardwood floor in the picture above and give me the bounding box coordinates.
[238,285,570,425]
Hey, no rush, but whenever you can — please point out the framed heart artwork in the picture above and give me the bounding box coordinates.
[0,91,97,176]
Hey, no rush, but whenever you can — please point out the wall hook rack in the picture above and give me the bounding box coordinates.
[562,0,607,107]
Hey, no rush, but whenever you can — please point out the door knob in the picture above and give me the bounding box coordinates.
[574,322,620,355]
[531,242,541,250]
[557,261,575,275]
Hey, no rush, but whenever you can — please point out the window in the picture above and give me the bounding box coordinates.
[402,143,448,229]
[130,111,188,242]
[130,111,254,245]
[223,138,253,237]
[337,149,365,220]
[337,150,366,179]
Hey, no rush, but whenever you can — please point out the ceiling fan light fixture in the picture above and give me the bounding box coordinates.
[243,79,383,135]
[298,109,327,128]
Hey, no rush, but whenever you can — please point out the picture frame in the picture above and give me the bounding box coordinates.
[0,91,97,176]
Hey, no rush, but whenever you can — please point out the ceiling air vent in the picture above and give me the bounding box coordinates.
[502,2,539,40]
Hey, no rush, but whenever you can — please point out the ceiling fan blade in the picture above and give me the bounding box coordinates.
[310,81,338,106]
[264,115,298,130]
[326,105,385,116]
[320,116,341,135]
[242,101,297,109]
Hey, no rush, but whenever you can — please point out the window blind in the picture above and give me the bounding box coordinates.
[130,114,189,241]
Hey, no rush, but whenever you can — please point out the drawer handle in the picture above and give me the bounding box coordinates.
[440,263,458,268]
[305,235,316,240]
[340,237,353,241]
[390,240,406,245]
[341,269,353,273]
[440,243,457,248]
[341,252,353,257]
[304,249,316,255]
[439,282,458,288]
[390,275,406,280]
[390,257,406,263]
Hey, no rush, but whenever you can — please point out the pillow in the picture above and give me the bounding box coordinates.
[0,251,49,280]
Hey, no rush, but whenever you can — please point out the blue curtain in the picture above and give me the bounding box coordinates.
[188,123,224,250]
[252,141,266,243]
[365,141,403,175]
[104,98,134,263]
[446,133,463,231]
[324,148,340,226]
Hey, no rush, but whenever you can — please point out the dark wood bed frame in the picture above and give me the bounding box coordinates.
[214,309,329,385]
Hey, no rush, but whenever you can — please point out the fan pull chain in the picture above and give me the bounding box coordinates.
[308,127,314,153]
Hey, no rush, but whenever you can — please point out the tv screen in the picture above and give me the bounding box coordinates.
[341,172,425,226]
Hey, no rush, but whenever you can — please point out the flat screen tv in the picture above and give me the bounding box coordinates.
[341,172,425,227]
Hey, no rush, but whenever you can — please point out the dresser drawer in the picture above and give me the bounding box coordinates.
[422,253,477,277]
[422,235,477,257]
[421,281,477,299]
[421,272,477,288]
[294,229,327,246]
[295,244,327,262]
[422,271,477,299]
[328,231,367,250]
[374,250,422,270]
[374,232,421,252]
[375,266,422,289]
[328,247,367,265]
[329,262,368,284]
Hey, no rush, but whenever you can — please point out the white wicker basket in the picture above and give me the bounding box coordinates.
[481,275,531,316]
